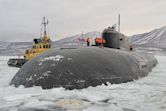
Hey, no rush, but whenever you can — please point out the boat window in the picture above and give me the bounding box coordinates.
[34,39,38,44]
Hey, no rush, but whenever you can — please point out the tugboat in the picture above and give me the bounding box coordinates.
[7,17,51,68]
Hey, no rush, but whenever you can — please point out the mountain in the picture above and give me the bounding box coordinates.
[0,31,101,55]
[2,26,166,56]
[54,31,101,47]
[0,41,32,56]
[129,26,166,49]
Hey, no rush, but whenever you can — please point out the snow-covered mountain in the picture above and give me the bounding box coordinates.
[1,26,166,56]
[129,26,166,49]
[54,31,101,47]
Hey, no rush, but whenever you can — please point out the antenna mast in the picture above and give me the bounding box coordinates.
[118,14,120,33]
[42,17,49,36]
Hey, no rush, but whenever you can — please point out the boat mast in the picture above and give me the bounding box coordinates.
[42,17,49,36]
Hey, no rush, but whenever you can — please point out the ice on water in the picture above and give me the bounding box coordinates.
[0,56,166,111]
[41,55,64,62]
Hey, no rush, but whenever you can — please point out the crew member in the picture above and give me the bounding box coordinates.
[87,37,90,46]
[130,45,133,51]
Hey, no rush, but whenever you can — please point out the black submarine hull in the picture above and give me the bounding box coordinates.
[10,47,157,89]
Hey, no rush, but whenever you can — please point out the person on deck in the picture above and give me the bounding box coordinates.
[87,37,90,46]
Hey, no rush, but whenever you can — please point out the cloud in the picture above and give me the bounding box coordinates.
[0,0,166,41]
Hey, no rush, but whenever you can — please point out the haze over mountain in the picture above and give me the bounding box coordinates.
[1,26,166,55]
[0,31,101,55]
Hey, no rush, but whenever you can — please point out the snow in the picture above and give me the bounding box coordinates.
[67,58,73,61]
[0,56,166,111]
[41,55,64,62]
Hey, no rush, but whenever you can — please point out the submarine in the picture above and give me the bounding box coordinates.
[10,24,157,89]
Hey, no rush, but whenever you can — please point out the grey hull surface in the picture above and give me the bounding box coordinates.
[10,47,157,89]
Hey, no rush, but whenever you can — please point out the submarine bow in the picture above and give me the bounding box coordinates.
[10,47,157,89]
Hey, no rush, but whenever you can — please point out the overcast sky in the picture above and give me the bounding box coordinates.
[0,0,166,42]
